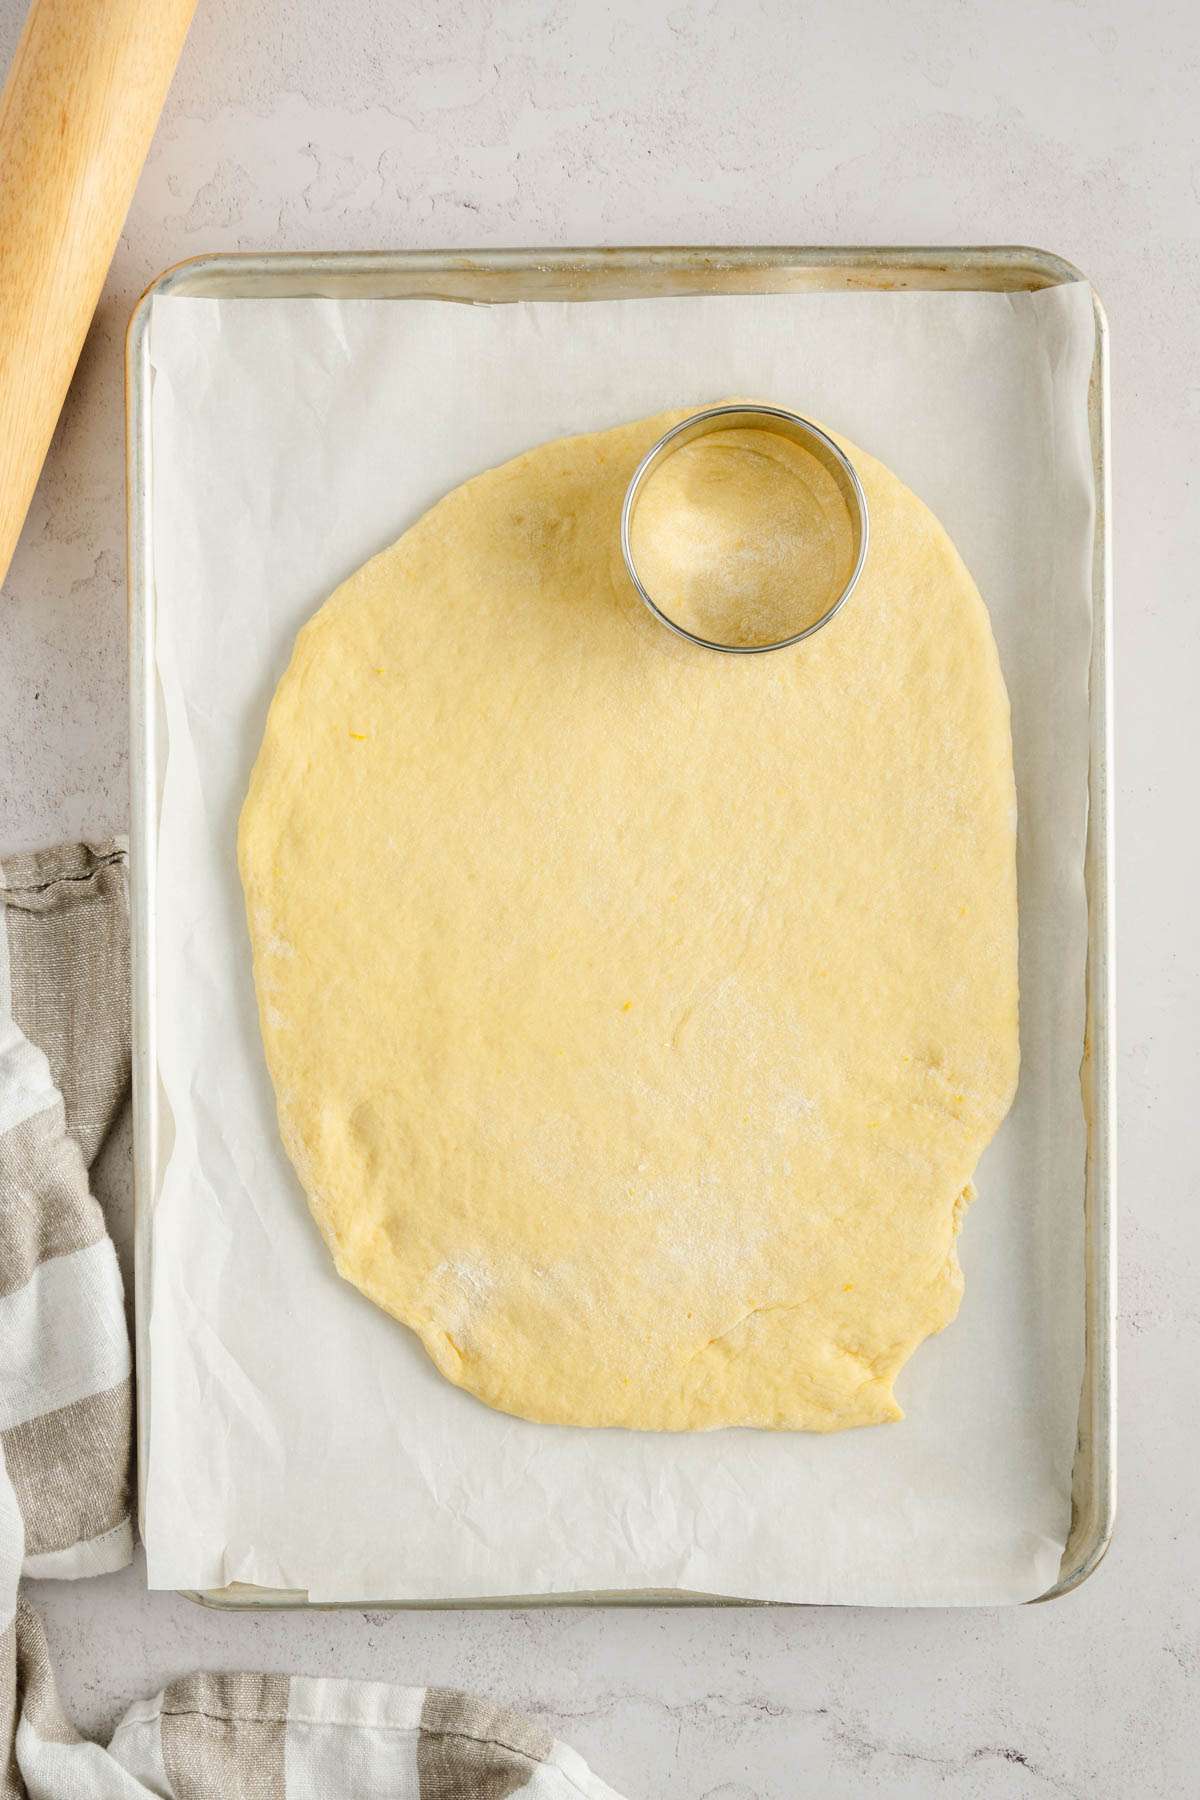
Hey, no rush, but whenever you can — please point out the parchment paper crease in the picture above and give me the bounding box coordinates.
[143,285,1095,1604]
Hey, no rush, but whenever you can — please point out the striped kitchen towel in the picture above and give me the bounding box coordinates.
[12,1667,624,1798]
[1,844,625,1799]
[0,841,134,1584]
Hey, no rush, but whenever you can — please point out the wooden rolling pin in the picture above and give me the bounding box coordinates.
[0,0,196,588]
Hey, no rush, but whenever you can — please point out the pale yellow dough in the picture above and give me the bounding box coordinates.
[239,406,1019,1432]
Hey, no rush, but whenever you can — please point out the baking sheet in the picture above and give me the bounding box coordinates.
[142,283,1096,1605]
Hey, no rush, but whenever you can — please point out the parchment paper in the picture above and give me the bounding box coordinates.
[143,283,1095,1605]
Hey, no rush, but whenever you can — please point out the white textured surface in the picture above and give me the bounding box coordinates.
[1,0,1197,1794]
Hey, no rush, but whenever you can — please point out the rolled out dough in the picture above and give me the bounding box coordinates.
[239,405,1019,1432]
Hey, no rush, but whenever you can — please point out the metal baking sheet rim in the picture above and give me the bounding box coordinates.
[125,245,1115,1611]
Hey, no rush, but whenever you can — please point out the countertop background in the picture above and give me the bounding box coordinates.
[1,2,1197,1795]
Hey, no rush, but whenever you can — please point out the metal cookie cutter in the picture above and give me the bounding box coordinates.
[620,403,870,654]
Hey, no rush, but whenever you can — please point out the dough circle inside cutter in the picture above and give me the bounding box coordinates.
[625,409,864,649]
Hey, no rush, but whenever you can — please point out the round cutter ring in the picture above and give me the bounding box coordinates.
[619,403,870,654]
